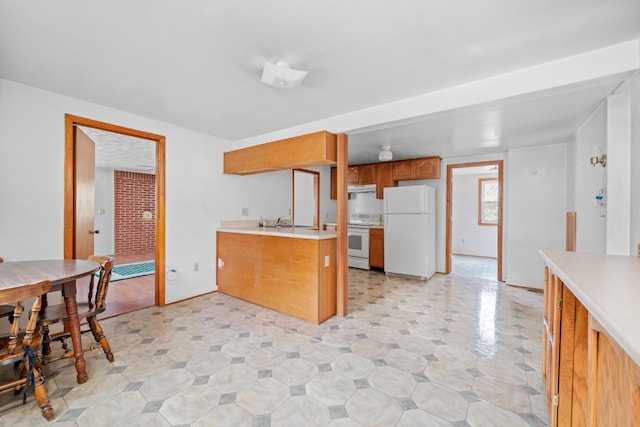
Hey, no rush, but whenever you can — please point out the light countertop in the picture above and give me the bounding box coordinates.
[218,226,336,240]
[539,250,640,366]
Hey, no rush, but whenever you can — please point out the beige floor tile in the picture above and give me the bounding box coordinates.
[159,385,221,424]
[345,388,403,427]
[271,396,331,427]
[331,353,375,379]
[467,401,530,427]
[368,366,417,398]
[236,377,289,415]
[0,266,550,426]
[306,372,356,406]
[191,403,252,427]
[412,382,469,422]
[272,357,319,386]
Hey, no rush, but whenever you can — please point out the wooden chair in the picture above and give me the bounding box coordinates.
[0,257,17,323]
[40,255,115,363]
[0,280,54,421]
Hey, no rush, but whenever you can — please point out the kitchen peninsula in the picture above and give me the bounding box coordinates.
[540,250,640,426]
[217,225,337,323]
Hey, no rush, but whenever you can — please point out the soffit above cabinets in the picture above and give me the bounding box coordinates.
[224,131,337,175]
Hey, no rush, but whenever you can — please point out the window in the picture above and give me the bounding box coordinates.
[479,178,499,225]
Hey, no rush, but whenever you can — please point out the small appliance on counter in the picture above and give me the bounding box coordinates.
[384,185,436,280]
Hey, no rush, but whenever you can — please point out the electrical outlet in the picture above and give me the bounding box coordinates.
[288,208,292,215]
[242,207,249,216]
[325,255,330,267]
[194,261,199,271]
[99,208,106,215]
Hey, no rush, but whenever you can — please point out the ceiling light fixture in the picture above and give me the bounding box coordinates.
[260,60,307,88]
[379,145,393,161]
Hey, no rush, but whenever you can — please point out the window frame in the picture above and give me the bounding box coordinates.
[478,177,499,226]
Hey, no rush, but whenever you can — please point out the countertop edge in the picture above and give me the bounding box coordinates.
[539,249,640,367]
[217,227,337,240]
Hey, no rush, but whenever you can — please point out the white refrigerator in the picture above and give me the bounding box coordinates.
[384,185,436,280]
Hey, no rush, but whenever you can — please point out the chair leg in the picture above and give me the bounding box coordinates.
[41,324,51,356]
[31,365,54,421]
[87,316,113,362]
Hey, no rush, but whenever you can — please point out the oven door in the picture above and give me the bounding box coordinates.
[347,227,369,259]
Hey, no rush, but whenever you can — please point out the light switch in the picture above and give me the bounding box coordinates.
[324,255,330,267]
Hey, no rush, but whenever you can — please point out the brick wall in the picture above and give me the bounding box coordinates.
[114,170,156,255]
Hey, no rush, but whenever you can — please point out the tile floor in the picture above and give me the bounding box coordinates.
[0,268,548,426]
[451,255,497,281]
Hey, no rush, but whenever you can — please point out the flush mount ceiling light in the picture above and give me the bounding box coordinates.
[260,60,307,88]
[379,145,393,161]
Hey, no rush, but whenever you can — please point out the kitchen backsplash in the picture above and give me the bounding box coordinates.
[348,191,383,217]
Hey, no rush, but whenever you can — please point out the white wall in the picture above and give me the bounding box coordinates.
[94,167,115,255]
[571,101,608,253]
[0,79,240,303]
[451,172,498,257]
[231,165,336,226]
[506,144,567,289]
[606,91,632,255]
[294,171,315,226]
[630,74,640,255]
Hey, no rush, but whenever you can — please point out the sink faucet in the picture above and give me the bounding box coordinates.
[275,217,283,227]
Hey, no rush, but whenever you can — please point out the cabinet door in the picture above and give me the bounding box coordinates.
[589,317,640,427]
[347,167,359,185]
[376,163,394,199]
[415,157,440,179]
[369,228,384,268]
[330,167,337,200]
[358,165,375,185]
[392,160,415,180]
[543,268,562,426]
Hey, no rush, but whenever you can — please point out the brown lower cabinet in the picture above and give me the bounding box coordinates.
[543,265,640,426]
[216,231,336,324]
[369,228,384,269]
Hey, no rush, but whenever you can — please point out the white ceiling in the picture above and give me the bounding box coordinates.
[81,127,156,173]
[1,1,639,167]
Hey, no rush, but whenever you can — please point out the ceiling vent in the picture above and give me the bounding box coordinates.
[260,60,307,88]
[379,145,393,161]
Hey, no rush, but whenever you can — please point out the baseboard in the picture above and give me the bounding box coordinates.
[505,282,543,293]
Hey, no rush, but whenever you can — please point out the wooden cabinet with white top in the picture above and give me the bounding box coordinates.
[541,251,640,427]
[369,227,384,269]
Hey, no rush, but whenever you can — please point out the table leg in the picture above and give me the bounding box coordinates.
[62,281,88,384]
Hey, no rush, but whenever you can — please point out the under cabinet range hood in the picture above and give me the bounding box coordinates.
[347,184,376,193]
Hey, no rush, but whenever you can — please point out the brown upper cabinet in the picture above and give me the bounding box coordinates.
[330,156,440,200]
[392,157,440,180]
[347,164,375,185]
[347,167,359,185]
[376,162,394,199]
[357,165,375,185]
[224,131,337,175]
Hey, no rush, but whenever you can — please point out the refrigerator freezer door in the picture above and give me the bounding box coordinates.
[384,213,429,278]
[384,185,428,214]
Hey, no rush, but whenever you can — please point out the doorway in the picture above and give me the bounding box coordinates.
[64,114,167,309]
[445,160,503,282]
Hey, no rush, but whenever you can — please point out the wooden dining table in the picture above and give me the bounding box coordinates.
[0,259,100,384]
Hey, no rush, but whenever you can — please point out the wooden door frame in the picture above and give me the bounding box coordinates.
[292,169,320,229]
[445,160,504,282]
[64,114,167,306]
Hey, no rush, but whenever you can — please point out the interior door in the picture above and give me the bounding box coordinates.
[74,127,96,260]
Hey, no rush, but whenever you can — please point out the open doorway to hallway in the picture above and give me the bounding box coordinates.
[446,160,503,282]
[82,128,157,317]
[64,114,166,319]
